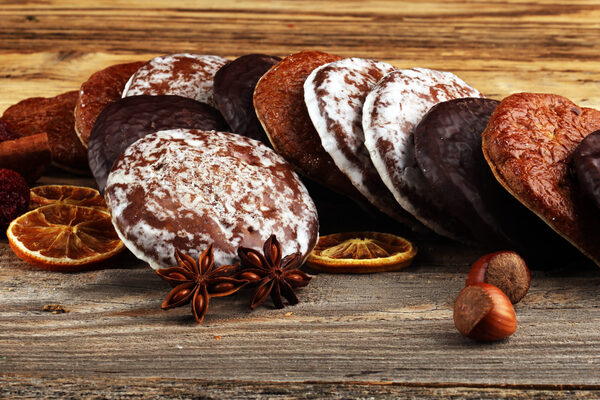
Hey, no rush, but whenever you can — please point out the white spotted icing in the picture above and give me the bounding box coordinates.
[122,54,229,107]
[105,129,319,270]
[363,68,483,240]
[304,58,420,228]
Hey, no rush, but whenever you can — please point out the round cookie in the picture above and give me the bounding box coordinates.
[75,61,145,148]
[2,91,89,174]
[303,57,419,228]
[105,128,319,270]
[88,95,228,193]
[213,54,281,144]
[0,120,19,142]
[573,131,600,209]
[414,98,506,243]
[122,54,229,107]
[253,51,362,198]
[482,93,600,267]
[363,68,483,242]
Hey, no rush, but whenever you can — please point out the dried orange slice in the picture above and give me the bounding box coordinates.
[306,232,417,273]
[7,204,124,271]
[30,185,107,210]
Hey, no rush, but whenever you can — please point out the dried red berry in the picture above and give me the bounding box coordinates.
[0,169,30,228]
[0,120,19,142]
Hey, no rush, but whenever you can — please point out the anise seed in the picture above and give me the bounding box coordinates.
[172,288,191,303]
[248,252,263,267]
[239,271,261,281]
[168,272,187,280]
[254,284,270,301]
[211,282,235,293]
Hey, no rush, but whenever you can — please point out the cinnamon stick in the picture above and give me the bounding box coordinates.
[0,133,51,183]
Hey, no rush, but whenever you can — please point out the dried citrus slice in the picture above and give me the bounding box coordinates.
[30,185,107,210]
[7,204,123,271]
[306,232,417,273]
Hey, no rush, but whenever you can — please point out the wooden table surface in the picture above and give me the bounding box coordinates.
[2,1,600,398]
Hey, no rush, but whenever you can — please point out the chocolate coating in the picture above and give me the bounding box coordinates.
[573,130,600,209]
[415,98,505,243]
[88,95,228,193]
[213,54,280,144]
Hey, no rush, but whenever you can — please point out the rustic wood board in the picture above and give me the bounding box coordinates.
[1,1,600,398]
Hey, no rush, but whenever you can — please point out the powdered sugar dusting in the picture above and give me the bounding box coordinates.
[304,58,419,227]
[122,54,229,107]
[105,129,318,270]
[363,68,483,240]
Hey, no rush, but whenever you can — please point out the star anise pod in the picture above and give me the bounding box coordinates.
[237,235,312,309]
[156,244,247,323]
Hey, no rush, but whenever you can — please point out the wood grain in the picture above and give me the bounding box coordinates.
[1,1,600,112]
[1,0,600,397]
[2,378,600,400]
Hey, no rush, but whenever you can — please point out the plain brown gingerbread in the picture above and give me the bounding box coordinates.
[74,61,145,147]
[482,92,600,267]
[2,91,89,174]
[253,51,363,199]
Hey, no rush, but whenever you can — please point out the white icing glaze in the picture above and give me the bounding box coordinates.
[105,129,319,270]
[304,58,420,226]
[122,54,229,107]
[363,68,483,240]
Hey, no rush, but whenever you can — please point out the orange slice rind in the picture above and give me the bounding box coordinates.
[30,184,107,210]
[7,204,123,271]
[306,231,417,273]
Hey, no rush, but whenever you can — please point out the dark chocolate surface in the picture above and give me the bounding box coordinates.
[213,54,280,144]
[573,130,600,209]
[88,95,227,193]
[414,98,504,244]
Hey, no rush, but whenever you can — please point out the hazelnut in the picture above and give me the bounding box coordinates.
[466,251,530,304]
[453,283,517,341]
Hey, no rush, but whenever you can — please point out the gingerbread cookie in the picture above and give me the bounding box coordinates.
[105,128,319,269]
[88,95,228,193]
[303,57,421,228]
[363,68,482,241]
[2,91,89,174]
[414,98,506,243]
[213,54,280,144]
[254,51,362,198]
[75,61,145,147]
[122,54,229,107]
[482,93,600,266]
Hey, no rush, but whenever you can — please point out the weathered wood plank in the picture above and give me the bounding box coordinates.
[1,232,600,386]
[2,377,600,400]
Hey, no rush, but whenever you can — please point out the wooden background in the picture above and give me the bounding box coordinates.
[2,1,600,398]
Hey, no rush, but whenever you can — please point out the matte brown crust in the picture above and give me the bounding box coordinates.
[2,91,89,174]
[74,61,145,148]
[482,93,600,266]
[253,51,361,198]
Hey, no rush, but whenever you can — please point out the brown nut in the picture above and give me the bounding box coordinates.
[454,283,517,341]
[466,251,531,304]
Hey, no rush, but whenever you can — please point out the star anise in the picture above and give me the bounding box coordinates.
[156,244,247,323]
[237,235,312,309]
